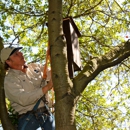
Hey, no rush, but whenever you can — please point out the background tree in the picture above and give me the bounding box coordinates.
[0,0,130,130]
[0,38,16,130]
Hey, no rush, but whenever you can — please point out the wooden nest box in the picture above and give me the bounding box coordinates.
[63,17,82,78]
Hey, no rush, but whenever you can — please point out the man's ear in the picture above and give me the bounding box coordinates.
[5,60,11,66]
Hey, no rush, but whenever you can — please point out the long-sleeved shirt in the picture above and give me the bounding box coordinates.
[4,63,52,114]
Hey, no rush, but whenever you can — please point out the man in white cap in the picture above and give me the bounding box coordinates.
[0,46,55,130]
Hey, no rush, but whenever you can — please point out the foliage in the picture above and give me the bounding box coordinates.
[76,63,130,129]
[6,99,18,126]
[0,0,130,129]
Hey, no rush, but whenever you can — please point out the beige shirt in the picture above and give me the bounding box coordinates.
[4,63,51,114]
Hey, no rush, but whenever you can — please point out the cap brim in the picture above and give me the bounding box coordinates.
[10,47,23,56]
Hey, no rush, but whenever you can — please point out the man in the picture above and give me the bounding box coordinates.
[0,46,55,130]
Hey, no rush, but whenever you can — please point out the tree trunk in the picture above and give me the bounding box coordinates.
[55,94,77,130]
[48,0,77,129]
[0,37,16,130]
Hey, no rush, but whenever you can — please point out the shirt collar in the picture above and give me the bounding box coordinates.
[8,65,28,75]
[8,69,25,75]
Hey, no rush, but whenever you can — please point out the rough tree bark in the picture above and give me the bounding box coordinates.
[48,0,77,130]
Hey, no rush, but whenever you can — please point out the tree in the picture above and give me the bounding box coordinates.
[0,0,130,130]
[0,38,16,130]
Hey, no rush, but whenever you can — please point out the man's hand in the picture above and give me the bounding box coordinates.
[42,79,53,94]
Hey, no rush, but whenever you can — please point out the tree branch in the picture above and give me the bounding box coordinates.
[74,0,103,18]
[74,40,130,95]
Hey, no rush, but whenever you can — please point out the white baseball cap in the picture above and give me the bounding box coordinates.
[0,46,23,64]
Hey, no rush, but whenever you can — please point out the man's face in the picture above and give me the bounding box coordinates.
[6,50,26,68]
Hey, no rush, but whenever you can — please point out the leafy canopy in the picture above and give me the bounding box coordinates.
[0,0,130,129]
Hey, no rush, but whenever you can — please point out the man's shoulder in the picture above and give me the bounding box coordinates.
[27,63,44,72]
[5,69,20,77]
[5,70,19,82]
[27,63,42,68]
